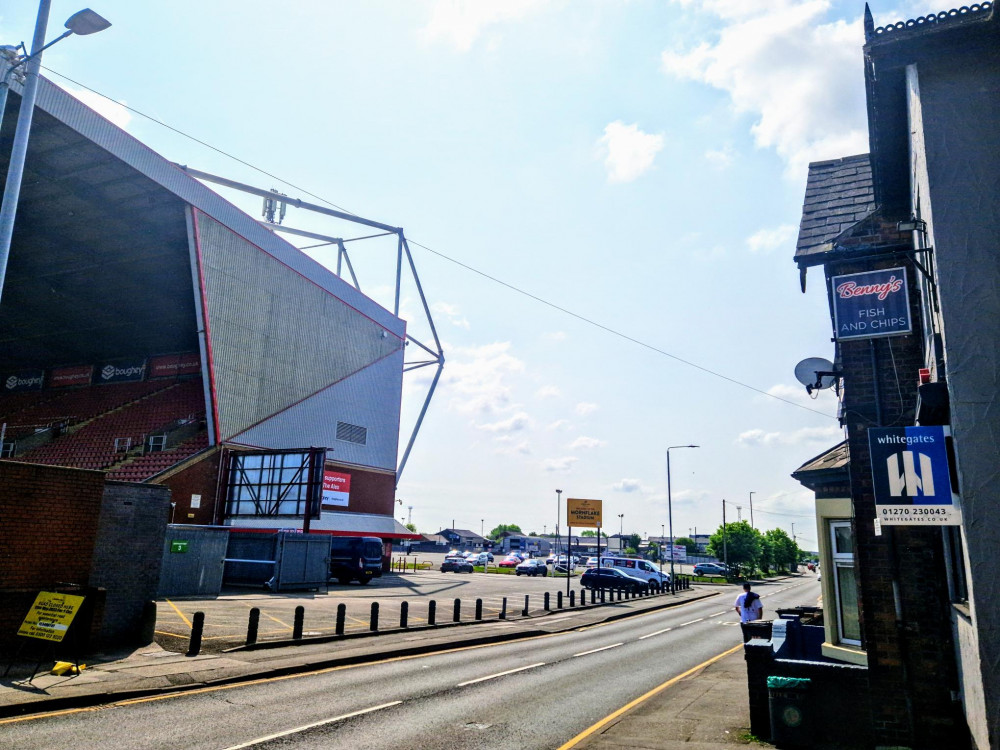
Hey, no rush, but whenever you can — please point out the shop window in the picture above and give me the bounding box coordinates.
[830,520,861,645]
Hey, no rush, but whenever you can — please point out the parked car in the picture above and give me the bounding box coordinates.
[581,567,650,593]
[546,554,557,564]
[585,557,599,568]
[498,554,523,568]
[597,556,670,586]
[440,555,474,573]
[693,562,728,577]
[515,559,548,577]
[466,552,492,565]
[330,536,384,585]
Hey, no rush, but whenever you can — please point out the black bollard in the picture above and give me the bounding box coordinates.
[454,598,461,623]
[601,588,606,604]
[336,603,346,636]
[475,598,483,621]
[428,600,436,626]
[370,602,379,631]
[400,601,409,629]
[569,590,576,607]
[544,592,550,611]
[246,607,260,646]
[187,611,204,657]
[557,591,564,609]
[522,595,529,617]
[500,597,507,620]
[293,605,305,640]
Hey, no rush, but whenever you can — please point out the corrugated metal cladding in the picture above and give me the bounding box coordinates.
[196,213,403,445]
[231,347,404,471]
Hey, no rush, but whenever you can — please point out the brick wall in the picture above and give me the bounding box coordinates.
[832,256,961,746]
[90,482,170,644]
[157,448,221,525]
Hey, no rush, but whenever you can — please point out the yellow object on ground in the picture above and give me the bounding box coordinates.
[50,662,87,676]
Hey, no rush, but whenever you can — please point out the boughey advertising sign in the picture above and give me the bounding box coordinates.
[868,426,960,525]
[831,267,911,340]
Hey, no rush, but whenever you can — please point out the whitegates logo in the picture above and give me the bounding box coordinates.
[885,450,936,497]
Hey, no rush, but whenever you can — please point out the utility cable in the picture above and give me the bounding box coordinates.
[41,67,837,420]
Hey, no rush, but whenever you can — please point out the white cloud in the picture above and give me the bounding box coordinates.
[495,437,531,455]
[737,424,843,446]
[542,456,578,472]
[420,0,551,52]
[575,402,599,416]
[63,86,133,130]
[662,1,868,177]
[442,342,525,415]
[431,301,471,329]
[546,419,571,431]
[477,411,531,433]
[536,385,561,399]
[596,121,665,183]
[705,145,736,169]
[764,383,839,412]
[542,331,567,343]
[570,436,606,449]
[613,478,643,493]
[747,224,798,254]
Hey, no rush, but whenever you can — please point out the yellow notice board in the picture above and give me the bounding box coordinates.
[567,498,603,528]
[17,592,85,643]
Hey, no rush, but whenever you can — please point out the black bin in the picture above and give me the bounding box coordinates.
[767,676,811,747]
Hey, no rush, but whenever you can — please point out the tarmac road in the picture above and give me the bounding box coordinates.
[9,578,819,750]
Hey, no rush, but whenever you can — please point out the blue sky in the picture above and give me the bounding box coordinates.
[2,1,941,548]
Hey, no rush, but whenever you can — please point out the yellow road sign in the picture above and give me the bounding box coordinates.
[567,498,603,528]
[17,591,85,643]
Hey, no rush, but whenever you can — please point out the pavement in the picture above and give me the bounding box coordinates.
[0,582,762,748]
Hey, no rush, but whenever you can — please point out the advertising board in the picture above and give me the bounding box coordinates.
[868,425,960,525]
[831,267,911,340]
[566,498,603,528]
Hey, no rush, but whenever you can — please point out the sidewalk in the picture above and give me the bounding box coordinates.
[0,586,763,747]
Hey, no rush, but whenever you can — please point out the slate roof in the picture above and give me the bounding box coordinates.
[791,441,849,479]
[794,154,875,265]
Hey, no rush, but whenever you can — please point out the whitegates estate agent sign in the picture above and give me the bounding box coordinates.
[868,426,960,525]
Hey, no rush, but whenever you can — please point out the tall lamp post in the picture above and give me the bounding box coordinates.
[0,4,111,301]
[555,489,562,555]
[617,513,624,552]
[748,491,755,529]
[667,444,699,589]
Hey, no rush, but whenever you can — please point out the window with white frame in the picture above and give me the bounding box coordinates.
[830,520,861,646]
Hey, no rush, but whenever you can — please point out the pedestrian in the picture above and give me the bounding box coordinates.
[734,582,763,622]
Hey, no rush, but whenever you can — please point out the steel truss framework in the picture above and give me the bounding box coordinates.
[178,166,444,485]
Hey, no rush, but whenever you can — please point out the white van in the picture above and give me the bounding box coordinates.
[598,557,670,585]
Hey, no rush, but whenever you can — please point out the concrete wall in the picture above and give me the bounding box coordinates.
[910,47,1000,750]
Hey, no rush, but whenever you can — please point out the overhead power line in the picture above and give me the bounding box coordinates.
[42,68,836,419]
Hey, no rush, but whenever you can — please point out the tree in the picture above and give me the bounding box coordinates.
[405,523,417,533]
[627,533,642,552]
[764,528,799,572]
[581,530,597,537]
[488,523,522,540]
[706,520,763,578]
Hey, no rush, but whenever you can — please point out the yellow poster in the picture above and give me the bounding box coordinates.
[567,498,603,528]
[17,592,85,643]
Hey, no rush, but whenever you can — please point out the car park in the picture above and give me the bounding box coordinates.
[693,562,728,577]
[580,567,650,593]
[515,559,548,577]
[440,555,474,573]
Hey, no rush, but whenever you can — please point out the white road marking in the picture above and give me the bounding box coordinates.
[708,611,727,617]
[220,701,402,749]
[573,643,623,657]
[457,662,546,687]
[638,627,673,640]
[678,618,704,627]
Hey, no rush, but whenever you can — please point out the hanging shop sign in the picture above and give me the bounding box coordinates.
[831,267,911,340]
[322,471,351,507]
[17,591,85,643]
[868,426,960,525]
[567,498,603,528]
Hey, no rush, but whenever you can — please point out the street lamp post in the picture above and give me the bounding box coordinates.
[0,4,111,301]
[667,444,699,589]
[749,491,755,530]
[555,489,562,555]
[617,513,624,552]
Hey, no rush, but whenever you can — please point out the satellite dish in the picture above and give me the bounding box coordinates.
[794,357,836,392]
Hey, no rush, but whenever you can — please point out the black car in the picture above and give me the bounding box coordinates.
[580,567,649,592]
[440,555,474,573]
[515,559,548,576]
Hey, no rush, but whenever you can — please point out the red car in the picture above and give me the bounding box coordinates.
[498,554,523,568]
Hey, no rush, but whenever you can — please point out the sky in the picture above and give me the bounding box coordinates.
[1,0,943,550]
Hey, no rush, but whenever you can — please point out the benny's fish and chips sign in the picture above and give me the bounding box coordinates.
[567,498,603,529]
[831,267,912,340]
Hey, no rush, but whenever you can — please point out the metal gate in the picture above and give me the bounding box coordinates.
[224,531,331,592]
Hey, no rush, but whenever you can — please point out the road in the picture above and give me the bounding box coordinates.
[7,579,819,750]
